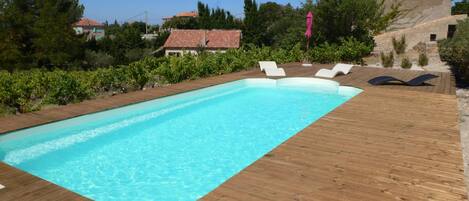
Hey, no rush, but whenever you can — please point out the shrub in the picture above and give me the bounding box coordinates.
[392,35,407,54]
[306,37,372,64]
[0,46,307,114]
[0,104,15,116]
[339,37,373,64]
[401,57,412,69]
[380,52,394,68]
[418,53,429,67]
[439,19,469,81]
[127,61,151,90]
[125,48,152,62]
[8,70,47,113]
[307,43,341,64]
[69,71,95,96]
[44,70,91,105]
[84,50,115,68]
[156,55,198,83]
[156,45,304,83]
[0,71,13,108]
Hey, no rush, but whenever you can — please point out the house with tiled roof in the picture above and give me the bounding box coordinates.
[163,11,198,22]
[163,29,242,56]
[73,18,105,40]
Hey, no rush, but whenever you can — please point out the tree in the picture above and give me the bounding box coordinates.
[258,2,283,46]
[162,2,241,30]
[314,0,402,46]
[32,0,84,68]
[0,0,84,70]
[439,19,469,81]
[452,0,469,15]
[267,4,305,49]
[98,22,147,65]
[197,1,210,29]
[243,0,262,45]
[0,0,36,71]
[195,1,241,29]
[162,16,198,29]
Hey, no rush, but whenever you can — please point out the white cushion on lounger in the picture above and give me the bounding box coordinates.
[259,61,286,77]
[0,184,5,190]
[264,68,286,77]
[315,63,354,78]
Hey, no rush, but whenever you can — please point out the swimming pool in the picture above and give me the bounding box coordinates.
[0,78,361,200]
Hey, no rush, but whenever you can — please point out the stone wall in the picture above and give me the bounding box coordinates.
[374,15,467,53]
[386,0,452,31]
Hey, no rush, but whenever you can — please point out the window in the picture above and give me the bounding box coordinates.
[430,34,437,42]
[168,52,181,57]
[448,25,457,38]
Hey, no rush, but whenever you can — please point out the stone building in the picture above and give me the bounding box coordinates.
[73,18,105,40]
[385,0,453,30]
[374,0,467,52]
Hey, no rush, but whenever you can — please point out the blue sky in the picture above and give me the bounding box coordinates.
[80,0,463,25]
[80,0,304,25]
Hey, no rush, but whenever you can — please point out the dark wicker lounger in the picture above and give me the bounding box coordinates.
[368,74,439,86]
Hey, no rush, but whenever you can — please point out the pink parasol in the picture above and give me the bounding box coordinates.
[305,11,314,50]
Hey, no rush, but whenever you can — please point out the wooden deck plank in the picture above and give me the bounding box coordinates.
[0,163,89,201]
[0,64,463,200]
[203,86,465,201]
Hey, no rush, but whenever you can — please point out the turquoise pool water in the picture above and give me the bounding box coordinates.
[0,78,361,201]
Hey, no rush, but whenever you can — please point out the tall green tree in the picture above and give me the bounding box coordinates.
[32,0,84,68]
[243,0,262,45]
[197,1,211,29]
[267,4,305,49]
[162,16,198,29]
[258,2,283,46]
[0,0,36,71]
[0,0,84,70]
[196,1,240,29]
[452,0,469,15]
[314,0,402,46]
[98,22,147,65]
[163,2,241,30]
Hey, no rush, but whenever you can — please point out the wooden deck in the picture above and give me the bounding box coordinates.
[0,64,465,200]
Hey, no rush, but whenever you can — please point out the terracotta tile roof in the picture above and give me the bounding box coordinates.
[176,11,198,18]
[74,18,104,27]
[163,11,198,21]
[164,30,241,49]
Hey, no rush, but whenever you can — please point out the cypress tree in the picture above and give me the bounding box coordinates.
[243,0,261,45]
[197,1,210,29]
[195,2,241,30]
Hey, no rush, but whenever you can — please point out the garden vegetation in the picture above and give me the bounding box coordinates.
[380,52,394,68]
[401,57,412,69]
[0,46,301,114]
[439,19,469,82]
[392,35,407,55]
[418,53,429,67]
[0,40,375,115]
[0,0,404,116]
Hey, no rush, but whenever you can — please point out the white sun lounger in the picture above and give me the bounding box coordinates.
[315,63,354,78]
[259,61,286,77]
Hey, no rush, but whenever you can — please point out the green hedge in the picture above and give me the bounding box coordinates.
[439,19,469,81]
[306,37,373,64]
[0,45,303,114]
[0,42,371,115]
